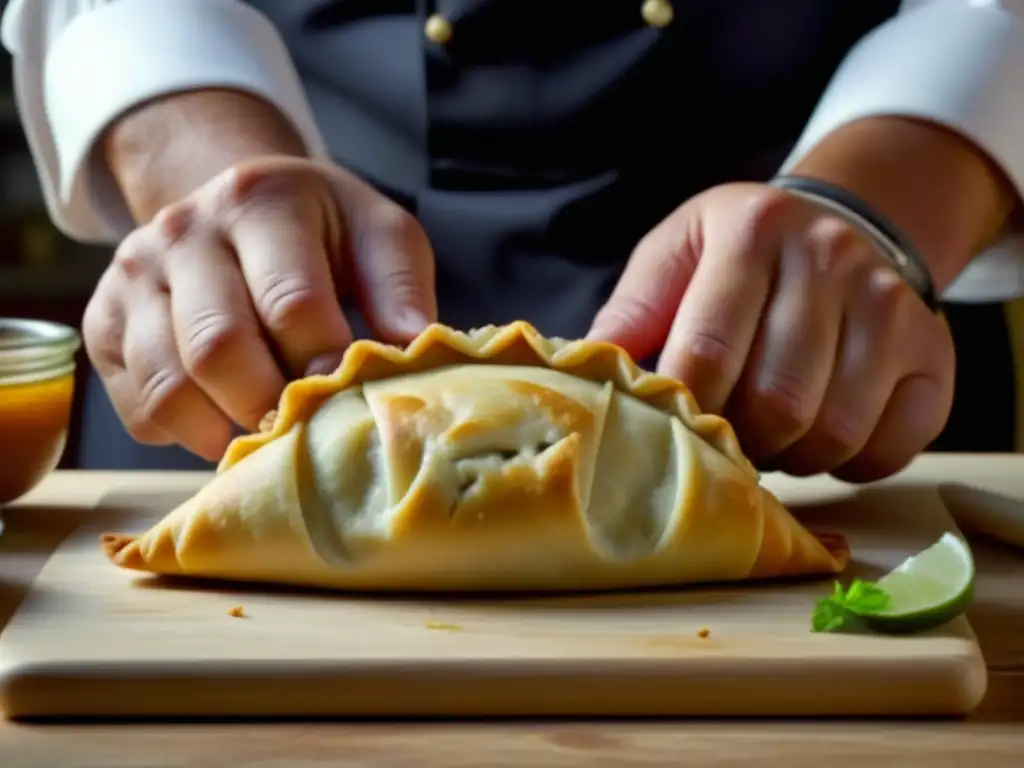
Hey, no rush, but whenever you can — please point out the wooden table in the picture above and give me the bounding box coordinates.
[1,455,1022,766]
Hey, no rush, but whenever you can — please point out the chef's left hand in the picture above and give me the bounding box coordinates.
[587,182,956,482]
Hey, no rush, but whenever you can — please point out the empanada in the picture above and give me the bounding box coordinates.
[101,322,848,592]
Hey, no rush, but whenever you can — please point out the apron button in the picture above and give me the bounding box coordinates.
[641,0,675,28]
[424,14,454,45]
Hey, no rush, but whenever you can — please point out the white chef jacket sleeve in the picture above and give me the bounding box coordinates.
[781,0,1024,303]
[0,0,328,245]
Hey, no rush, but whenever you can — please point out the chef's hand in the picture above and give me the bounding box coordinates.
[82,155,436,461]
[588,182,955,482]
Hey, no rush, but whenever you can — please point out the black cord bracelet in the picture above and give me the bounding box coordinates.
[769,174,940,312]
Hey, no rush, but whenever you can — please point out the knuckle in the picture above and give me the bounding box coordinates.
[751,370,816,434]
[600,293,667,331]
[151,199,200,247]
[369,203,417,236]
[135,364,190,427]
[217,163,333,235]
[799,217,863,276]
[180,310,250,379]
[680,329,736,377]
[112,231,155,281]
[813,410,870,458]
[864,266,915,318]
[221,162,306,213]
[256,275,331,330]
[736,188,793,245]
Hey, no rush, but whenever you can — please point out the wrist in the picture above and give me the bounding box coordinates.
[770,175,939,311]
[103,88,308,223]
[789,115,1018,293]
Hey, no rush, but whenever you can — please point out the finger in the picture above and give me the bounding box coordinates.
[833,307,955,483]
[122,283,234,461]
[779,269,942,478]
[321,165,437,342]
[82,279,173,446]
[834,374,952,483]
[81,269,127,382]
[81,264,127,373]
[657,217,775,413]
[163,234,288,433]
[102,369,176,446]
[724,221,854,460]
[770,281,898,475]
[586,220,700,362]
[350,204,437,343]
[218,167,354,377]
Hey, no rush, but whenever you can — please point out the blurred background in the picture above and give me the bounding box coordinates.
[0,34,111,470]
[0,5,1021,467]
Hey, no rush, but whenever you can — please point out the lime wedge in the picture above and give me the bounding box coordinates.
[851,532,976,634]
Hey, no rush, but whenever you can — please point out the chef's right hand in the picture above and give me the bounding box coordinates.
[82,155,436,461]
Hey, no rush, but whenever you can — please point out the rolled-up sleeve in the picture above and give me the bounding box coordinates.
[1,0,327,244]
[782,0,1024,303]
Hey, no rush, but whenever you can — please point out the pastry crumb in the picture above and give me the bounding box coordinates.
[425,620,461,632]
[228,605,247,619]
[696,627,710,639]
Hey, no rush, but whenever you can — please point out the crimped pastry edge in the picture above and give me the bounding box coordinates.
[221,321,758,479]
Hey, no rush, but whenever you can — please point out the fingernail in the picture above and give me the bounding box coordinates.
[394,308,430,338]
[305,352,344,377]
[586,320,617,342]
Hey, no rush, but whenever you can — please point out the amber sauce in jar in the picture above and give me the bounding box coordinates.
[0,319,81,518]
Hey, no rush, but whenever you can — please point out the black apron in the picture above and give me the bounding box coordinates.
[78,0,1016,469]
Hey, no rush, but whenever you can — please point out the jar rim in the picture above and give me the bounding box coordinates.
[0,318,80,352]
[0,318,81,379]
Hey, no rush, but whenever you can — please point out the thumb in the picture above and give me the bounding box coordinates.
[324,165,438,343]
[351,204,438,343]
[587,224,699,363]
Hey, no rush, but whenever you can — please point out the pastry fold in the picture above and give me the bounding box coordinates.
[101,322,848,592]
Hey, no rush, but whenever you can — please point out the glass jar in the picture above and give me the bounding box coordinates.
[0,319,82,533]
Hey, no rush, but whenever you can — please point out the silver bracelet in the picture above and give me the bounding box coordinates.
[769,174,939,312]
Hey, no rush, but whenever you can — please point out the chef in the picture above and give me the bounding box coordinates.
[2,0,1023,479]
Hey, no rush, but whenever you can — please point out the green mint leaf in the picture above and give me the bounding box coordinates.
[811,596,849,633]
[843,579,866,603]
[810,579,893,632]
[842,579,892,614]
[820,613,846,633]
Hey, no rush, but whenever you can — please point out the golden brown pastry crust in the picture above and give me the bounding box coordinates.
[101,322,848,593]
[224,322,758,478]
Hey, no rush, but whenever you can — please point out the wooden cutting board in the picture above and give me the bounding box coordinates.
[940,482,1024,549]
[0,472,987,720]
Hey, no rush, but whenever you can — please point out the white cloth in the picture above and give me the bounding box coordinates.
[0,0,328,242]
[781,0,1024,302]
[3,0,1024,301]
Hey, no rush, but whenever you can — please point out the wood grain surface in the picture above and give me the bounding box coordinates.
[0,455,1021,765]
[0,471,986,719]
